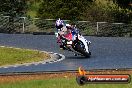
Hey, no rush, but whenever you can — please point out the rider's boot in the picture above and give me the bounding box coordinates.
[60,45,67,50]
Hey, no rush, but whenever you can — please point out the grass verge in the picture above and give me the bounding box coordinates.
[0,76,131,88]
[0,71,132,88]
[0,46,50,66]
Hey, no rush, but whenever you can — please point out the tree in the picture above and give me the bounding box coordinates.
[113,0,131,9]
[0,0,27,17]
[0,0,27,33]
[37,0,93,20]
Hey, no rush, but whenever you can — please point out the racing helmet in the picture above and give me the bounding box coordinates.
[55,18,64,29]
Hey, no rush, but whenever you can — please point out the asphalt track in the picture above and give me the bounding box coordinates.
[0,34,132,73]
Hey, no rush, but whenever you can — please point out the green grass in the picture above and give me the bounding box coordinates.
[0,46,50,66]
[0,78,131,88]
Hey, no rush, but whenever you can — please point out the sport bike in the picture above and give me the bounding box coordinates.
[55,27,91,58]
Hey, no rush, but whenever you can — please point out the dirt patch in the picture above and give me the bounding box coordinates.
[0,70,132,83]
[0,73,76,83]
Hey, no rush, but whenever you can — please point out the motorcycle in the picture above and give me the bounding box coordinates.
[55,26,91,58]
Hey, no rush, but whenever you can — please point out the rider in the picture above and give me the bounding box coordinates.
[55,18,66,49]
[55,18,77,49]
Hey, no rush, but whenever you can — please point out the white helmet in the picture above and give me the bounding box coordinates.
[55,18,64,29]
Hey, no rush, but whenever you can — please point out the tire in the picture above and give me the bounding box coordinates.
[83,51,91,58]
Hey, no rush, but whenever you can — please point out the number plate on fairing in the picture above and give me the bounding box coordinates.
[67,41,73,45]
